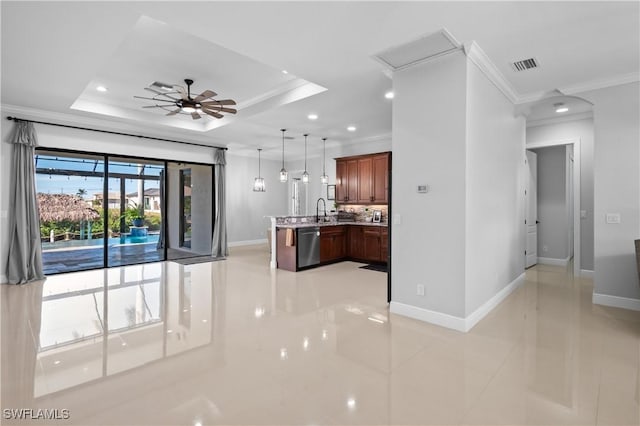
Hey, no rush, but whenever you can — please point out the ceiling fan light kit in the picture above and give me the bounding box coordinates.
[136,78,237,120]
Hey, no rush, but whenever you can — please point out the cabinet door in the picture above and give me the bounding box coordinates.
[372,153,389,203]
[345,159,359,203]
[380,228,389,264]
[348,226,364,259]
[335,160,347,203]
[335,231,347,259]
[320,234,333,263]
[363,227,381,262]
[357,157,373,203]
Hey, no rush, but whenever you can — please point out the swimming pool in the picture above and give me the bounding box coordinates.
[42,234,160,251]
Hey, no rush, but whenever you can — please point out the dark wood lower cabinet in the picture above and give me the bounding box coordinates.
[381,228,389,263]
[320,226,347,263]
[279,224,388,271]
[348,226,364,259]
[363,227,382,262]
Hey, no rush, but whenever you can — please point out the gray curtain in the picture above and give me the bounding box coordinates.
[0,280,44,407]
[6,121,45,284]
[156,170,165,250]
[211,149,228,258]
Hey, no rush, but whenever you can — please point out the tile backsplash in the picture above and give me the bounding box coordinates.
[338,205,388,223]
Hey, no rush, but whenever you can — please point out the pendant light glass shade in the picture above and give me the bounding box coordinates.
[253,148,266,192]
[279,129,288,182]
[320,137,329,184]
[302,133,309,183]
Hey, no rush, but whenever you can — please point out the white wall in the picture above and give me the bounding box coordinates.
[464,58,526,316]
[392,51,468,318]
[225,153,288,244]
[578,82,640,304]
[533,145,569,260]
[526,117,594,270]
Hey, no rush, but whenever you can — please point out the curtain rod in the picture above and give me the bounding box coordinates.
[6,116,228,151]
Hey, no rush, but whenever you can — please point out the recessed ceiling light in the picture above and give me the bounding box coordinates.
[384,91,394,99]
[308,114,318,120]
[347,126,357,132]
[282,70,289,74]
[554,103,569,113]
[96,86,108,92]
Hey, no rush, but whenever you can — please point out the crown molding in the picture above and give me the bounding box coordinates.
[558,71,640,96]
[526,111,593,128]
[1,104,227,147]
[463,41,519,104]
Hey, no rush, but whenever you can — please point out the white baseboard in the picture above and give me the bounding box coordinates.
[228,238,268,248]
[389,301,467,332]
[464,272,526,332]
[390,273,526,333]
[538,256,571,267]
[580,269,594,279]
[592,292,640,312]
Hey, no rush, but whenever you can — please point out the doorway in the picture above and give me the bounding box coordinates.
[525,139,581,276]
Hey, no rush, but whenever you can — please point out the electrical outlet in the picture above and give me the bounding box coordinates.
[416,284,425,296]
[543,245,548,252]
[605,213,621,224]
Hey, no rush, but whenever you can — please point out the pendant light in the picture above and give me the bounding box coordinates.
[302,133,310,183]
[279,129,288,182]
[253,148,265,192]
[320,137,329,184]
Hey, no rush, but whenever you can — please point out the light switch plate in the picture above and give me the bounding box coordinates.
[580,210,587,219]
[605,213,621,224]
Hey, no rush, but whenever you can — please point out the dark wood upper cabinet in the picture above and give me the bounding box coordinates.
[335,152,390,204]
[372,154,389,203]
[357,157,373,203]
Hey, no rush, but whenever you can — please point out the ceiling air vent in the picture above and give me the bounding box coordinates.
[511,58,539,72]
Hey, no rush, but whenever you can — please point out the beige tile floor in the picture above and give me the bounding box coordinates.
[1,245,639,425]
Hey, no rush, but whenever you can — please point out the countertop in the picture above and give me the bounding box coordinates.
[276,221,388,229]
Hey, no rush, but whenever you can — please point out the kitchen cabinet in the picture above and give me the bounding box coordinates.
[276,228,296,272]
[336,159,359,203]
[320,226,347,263]
[380,227,389,262]
[363,226,382,262]
[335,152,390,204]
[372,154,389,203]
[348,226,364,259]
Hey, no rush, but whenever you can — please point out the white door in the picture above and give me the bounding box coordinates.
[525,150,538,268]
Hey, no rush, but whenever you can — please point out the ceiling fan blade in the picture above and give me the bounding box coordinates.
[144,87,180,100]
[134,96,175,103]
[194,90,217,102]
[202,106,237,114]
[166,108,181,116]
[202,110,224,119]
[191,112,202,120]
[174,85,189,100]
[142,105,167,108]
[202,99,237,106]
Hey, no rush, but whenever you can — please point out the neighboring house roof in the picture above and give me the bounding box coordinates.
[126,188,161,197]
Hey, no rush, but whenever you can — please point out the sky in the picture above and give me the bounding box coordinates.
[35,155,162,197]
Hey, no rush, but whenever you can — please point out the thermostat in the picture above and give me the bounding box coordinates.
[417,185,429,193]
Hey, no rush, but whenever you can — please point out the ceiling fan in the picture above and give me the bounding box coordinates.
[135,78,237,120]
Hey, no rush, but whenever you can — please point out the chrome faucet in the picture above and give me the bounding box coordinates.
[316,198,327,223]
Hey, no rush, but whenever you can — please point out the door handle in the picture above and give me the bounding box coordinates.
[536,220,540,224]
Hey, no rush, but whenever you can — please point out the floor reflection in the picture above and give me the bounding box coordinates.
[1,247,638,425]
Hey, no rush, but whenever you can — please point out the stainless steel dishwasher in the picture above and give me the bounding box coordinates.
[297,227,320,268]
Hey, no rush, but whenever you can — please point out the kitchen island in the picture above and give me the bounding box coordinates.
[274,221,388,272]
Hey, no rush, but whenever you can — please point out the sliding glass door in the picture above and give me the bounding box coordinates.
[35,151,106,274]
[107,157,164,267]
[166,162,213,260]
[36,149,215,274]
